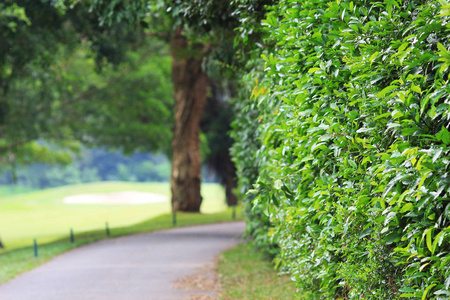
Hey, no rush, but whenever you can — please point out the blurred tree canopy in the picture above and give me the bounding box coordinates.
[0,0,241,213]
[0,1,173,179]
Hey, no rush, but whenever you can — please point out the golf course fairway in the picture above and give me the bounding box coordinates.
[0,182,227,250]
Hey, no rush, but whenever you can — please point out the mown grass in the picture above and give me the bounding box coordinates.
[0,206,243,284]
[218,242,299,299]
[0,181,227,249]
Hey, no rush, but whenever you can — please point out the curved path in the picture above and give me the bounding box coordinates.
[0,222,245,300]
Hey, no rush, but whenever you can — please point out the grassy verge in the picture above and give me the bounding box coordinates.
[218,242,299,299]
[0,206,243,284]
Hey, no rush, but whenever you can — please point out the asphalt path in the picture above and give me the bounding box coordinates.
[0,222,245,300]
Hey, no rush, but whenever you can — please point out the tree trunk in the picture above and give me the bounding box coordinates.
[170,27,208,212]
[224,154,238,207]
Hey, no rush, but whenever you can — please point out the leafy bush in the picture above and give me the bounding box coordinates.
[230,61,276,251]
[232,0,450,298]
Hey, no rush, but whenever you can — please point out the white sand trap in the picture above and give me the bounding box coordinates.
[63,191,169,205]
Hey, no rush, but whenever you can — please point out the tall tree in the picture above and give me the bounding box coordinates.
[202,74,238,207]
[89,0,240,212]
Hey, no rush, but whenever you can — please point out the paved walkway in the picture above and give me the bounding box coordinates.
[0,222,245,300]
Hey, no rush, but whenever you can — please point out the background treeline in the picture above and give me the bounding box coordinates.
[232,0,450,299]
[0,148,171,189]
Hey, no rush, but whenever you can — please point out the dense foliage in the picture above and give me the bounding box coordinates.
[0,40,173,170]
[0,1,173,176]
[232,0,450,298]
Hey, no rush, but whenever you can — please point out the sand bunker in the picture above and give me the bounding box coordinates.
[63,191,169,205]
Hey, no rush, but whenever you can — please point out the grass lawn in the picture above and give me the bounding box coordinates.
[0,181,227,250]
[218,243,299,299]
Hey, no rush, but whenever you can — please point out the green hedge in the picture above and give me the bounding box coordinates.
[230,60,276,251]
[232,0,450,298]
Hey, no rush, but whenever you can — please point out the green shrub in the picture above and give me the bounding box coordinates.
[232,0,450,298]
[230,61,276,252]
